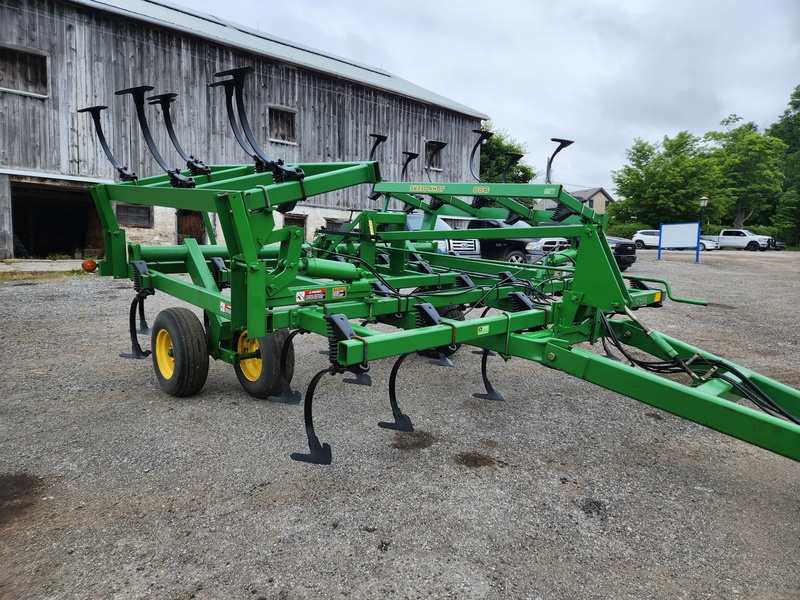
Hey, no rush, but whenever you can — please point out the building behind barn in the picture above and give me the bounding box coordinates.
[0,0,486,259]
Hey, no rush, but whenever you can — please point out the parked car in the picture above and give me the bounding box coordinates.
[634,229,717,250]
[770,240,787,251]
[701,229,773,251]
[605,236,637,271]
[697,239,719,251]
[633,230,660,249]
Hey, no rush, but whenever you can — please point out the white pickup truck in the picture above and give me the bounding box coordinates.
[406,214,481,256]
[701,229,773,251]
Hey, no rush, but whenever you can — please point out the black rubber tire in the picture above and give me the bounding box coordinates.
[151,308,209,397]
[234,328,294,398]
[699,242,706,251]
[747,241,759,251]
[504,249,527,263]
[634,240,644,249]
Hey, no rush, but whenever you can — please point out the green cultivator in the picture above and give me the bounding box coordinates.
[82,68,800,465]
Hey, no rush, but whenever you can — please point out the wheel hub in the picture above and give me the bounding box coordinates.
[237,331,262,382]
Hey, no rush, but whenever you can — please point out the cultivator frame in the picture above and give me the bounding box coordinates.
[82,68,800,465]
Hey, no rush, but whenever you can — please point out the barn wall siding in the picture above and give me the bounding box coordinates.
[0,174,10,259]
[1,0,482,215]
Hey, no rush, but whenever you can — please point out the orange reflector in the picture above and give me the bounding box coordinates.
[654,291,662,303]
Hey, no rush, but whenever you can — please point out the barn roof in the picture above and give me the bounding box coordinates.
[73,0,488,120]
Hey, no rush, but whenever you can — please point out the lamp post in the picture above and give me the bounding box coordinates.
[699,196,709,231]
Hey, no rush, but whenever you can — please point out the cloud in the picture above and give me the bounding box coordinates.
[182,0,800,192]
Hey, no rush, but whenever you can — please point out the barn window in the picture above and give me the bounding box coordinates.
[324,218,348,231]
[425,140,446,171]
[283,214,306,229]
[0,46,49,98]
[269,108,296,143]
[116,204,153,228]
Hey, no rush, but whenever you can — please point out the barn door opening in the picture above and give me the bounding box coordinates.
[11,183,101,259]
[176,209,206,244]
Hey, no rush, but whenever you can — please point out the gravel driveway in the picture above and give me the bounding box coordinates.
[1,250,798,599]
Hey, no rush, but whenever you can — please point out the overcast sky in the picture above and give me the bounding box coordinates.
[178,0,799,194]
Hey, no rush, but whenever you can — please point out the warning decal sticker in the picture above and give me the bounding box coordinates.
[296,289,327,302]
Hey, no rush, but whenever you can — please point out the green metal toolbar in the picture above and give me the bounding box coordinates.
[80,66,798,465]
[86,159,800,465]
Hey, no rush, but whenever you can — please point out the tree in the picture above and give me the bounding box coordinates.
[478,122,539,183]
[767,85,800,191]
[610,89,799,242]
[772,189,800,233]
[605,197,639,224]
[706,115,787,228]
[767,85,800,243]
[612,132,725,227]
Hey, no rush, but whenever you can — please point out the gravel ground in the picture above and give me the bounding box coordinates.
[1,250,798,599]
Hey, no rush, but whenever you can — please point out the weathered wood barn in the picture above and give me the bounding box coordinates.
[0,0,486,259]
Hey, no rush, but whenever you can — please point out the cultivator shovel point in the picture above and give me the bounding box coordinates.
[378,353,415,432]
[266,329,304,405]
[473,348,504,402]
[80,68,800,466]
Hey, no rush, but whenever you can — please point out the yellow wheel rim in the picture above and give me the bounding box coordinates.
[237,330,262,382]
[155,328,175,379]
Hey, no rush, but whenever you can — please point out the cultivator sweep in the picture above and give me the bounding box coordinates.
[81,68,800,465]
